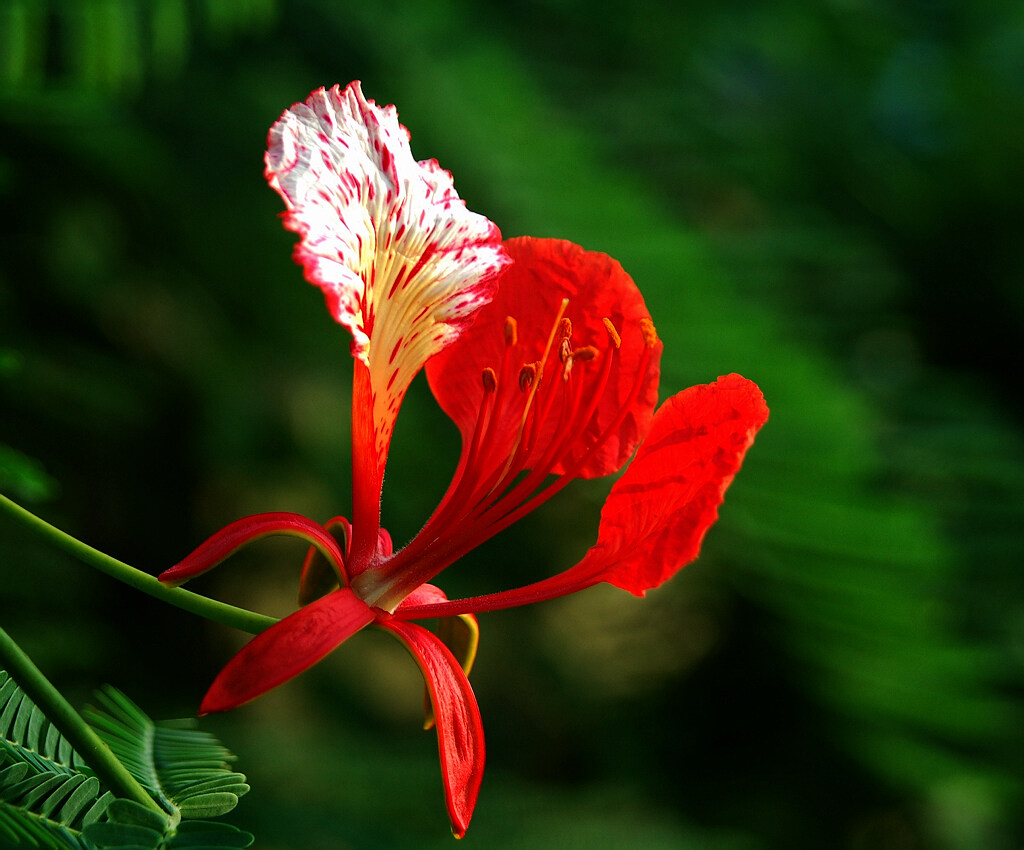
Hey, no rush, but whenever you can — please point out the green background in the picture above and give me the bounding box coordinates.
[2,1,1023,847]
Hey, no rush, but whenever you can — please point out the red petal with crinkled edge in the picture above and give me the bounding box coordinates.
[587,373,768,593]
[200,588,376,714]
[394,375,767,619]
[266,82,511,495]
[160,513,347,588]
[426,237,661,481]
[379,619,485,839]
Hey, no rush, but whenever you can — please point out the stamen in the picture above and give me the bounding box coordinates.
[557,317,574,364]
[640,317,658,348]
[364,297,626,606]
[561,355,573,381]
[481,367,497,393]
[518,362,538,391]
[504,316,518,346]
[603,318,621,348]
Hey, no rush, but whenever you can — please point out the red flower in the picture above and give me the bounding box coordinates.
[160,82,768,837]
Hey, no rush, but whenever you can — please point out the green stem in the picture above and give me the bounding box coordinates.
[0,493,276,635]
[0,627,164,812]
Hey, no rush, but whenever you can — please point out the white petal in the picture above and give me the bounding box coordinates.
[265,83,510,434]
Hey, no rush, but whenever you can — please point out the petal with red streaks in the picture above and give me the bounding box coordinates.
[265,82,511,475]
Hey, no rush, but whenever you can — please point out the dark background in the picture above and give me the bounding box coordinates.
[2,1,1023,848]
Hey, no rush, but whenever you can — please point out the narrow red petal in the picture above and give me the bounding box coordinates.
[200,588,375,713]
[160,513,346,587]
[379,619,485,838]
[298,516,352,605]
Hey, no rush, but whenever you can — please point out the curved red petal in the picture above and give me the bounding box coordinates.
[591,373,769,594]
[200,588,375,714]
[160,513,346,587]
[395,585,480,730]
[426,236,661,481]
[298,516,352,605]
[380,619,485,838]
[396,584,480,674]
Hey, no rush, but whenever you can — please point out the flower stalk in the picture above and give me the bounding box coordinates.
[0,493,276,635]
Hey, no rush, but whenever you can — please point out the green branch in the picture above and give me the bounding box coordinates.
[0,493,276,635]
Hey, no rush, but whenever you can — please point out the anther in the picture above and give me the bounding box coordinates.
[558,317,572,339]
[481,367,497,393]
[639,318,659,348]
[602,318,621,349]
[518,362,537,391]
[572,345,598,362]
[504,316,518,346]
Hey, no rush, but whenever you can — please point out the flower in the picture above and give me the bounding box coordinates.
[160,82,769,837]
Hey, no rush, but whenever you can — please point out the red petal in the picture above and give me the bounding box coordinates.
[395,585,481,729]
[199,588,376,713]
[589,373,768,594]
[395,374,767,617]
[160,513,347,587]
[379,620,485,838]
[426,237,661,481]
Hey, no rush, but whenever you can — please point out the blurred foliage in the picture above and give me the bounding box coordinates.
[2,0,1023,848]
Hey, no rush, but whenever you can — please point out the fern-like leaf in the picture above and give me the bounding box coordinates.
[82,687,249,821]
[0,671,113,849]
[1,670,252,849]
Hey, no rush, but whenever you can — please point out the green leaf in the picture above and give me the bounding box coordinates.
[83,687,250,822]
[2,670,254,848]
[82,820,165,847]
[167,821,254,849]
[0,670,105,847]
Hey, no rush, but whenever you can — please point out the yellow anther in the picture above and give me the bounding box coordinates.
[602,318,621,349]
[558,317,572,339]
[481,367,497,393]
[504,316,518,346]
[639,318,659,349]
